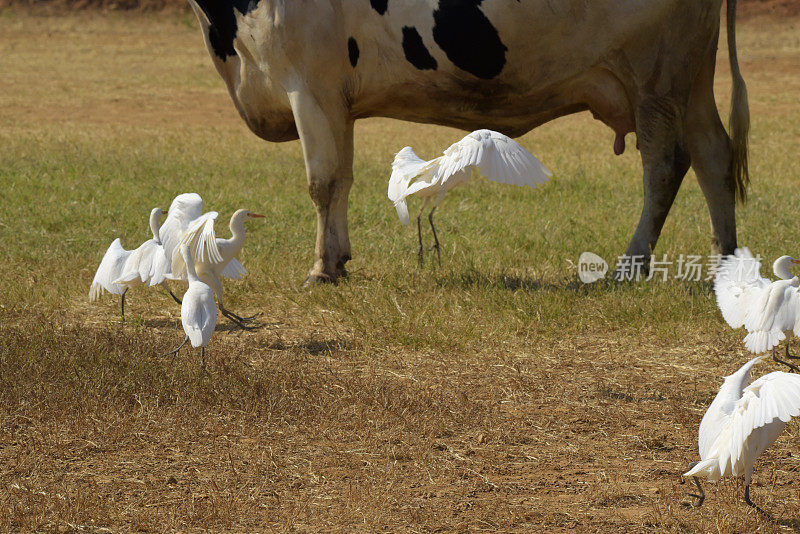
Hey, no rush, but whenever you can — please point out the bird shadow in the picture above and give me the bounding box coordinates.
[139,317,180,329]
[433,267,715,295]
[268,338,352,356]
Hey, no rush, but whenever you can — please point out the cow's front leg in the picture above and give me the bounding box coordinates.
[287,88,353,284]
[616,96,691,279]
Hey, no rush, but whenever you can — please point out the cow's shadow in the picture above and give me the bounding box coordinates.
[434,268,713,295]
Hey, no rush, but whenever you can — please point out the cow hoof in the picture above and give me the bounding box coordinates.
[336,260,349,280]
[303,272,337,287]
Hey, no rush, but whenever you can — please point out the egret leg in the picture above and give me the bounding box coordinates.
[161,335,188,358]
[685,462,705,507]
[428,207,441,267]
[120,288,128,321]
[784,343,800,360]
[201,347,206,372]
[689,477,705,507]
[744,485,772,521]
[417,213,424,267]
[167,286,182,305]
[219,305,260,331]
[773,345,800,374]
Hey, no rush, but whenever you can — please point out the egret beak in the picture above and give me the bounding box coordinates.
[792,259,800,264]
[161,210,168,214]
[248,213,266,218]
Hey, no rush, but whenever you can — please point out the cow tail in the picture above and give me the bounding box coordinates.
[727,0,750,203]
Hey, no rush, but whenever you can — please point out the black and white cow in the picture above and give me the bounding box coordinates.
[187,0,750,283]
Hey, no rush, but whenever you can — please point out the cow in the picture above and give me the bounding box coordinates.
[185,0,749,284]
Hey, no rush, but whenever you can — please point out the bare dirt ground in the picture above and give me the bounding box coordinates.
[741,0,800,18]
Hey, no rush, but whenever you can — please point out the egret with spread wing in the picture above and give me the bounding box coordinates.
[159,193,203,266]
[715,247,800,370]
[90,207,169,319]
[171,208,264,329]
[89,238,133,319]
[158,193,204,304]
[163,244,217,370]
[388,129,551,265]
[114,207,171,291]
[684,355,800,518]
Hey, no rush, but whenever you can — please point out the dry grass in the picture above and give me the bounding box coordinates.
[1,9,800,533]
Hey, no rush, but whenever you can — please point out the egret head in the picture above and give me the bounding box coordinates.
[231,209,266,226]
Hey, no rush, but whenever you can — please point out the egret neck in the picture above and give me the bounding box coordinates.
[182,245,199,284]
[772,255,800,281]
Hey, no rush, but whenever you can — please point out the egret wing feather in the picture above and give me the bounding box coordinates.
[115,239,171,288]
[437,129,551,189]
[715,247,771,329]
[89,238,131,300]
[221,258,248,280]
[388,147,439,224]
[159,193,203,267]
[726,372,800,469]
[172,212,221,278]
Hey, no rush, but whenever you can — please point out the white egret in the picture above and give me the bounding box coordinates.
[171,208,265,329]
[159,193,203,265]
[114,207,171,291]
[388,129,551,265]
[89,207,168,318]
[163,244,217,369]
[684,355,800,517]
[715,247,800,370]
[160,193,248,297]
[89,238,133,318]
[158,193,204,304]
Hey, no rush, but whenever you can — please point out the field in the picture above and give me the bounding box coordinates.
[1,8,800,532]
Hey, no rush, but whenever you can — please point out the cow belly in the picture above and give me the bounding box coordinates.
[352,68,635,140]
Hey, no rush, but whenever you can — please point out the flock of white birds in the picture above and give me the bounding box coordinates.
[680,247,800,517]
[90,192,264,367]
[88,129,800,518]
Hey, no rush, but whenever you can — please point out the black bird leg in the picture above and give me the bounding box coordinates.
[417,213,424,267]
[744,485,773,521]
[428,206,440,267]
[689,477,705,507]
[219,305,260,331]
[120,288,128,321]
[773,345,800,373]
[784,342,800,360]
[161,335,188,358]
[167,286,182,305]
[685,462,705,507]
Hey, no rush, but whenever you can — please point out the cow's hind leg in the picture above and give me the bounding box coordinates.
[287,88,354,284]
[687,44,738,256]
[617,96,691,279]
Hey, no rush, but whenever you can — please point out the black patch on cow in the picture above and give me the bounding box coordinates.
[370,0,388,15]
[402,26,438,71]
[193,0,261,60]
[347,37,360,67]
[432,0,508,79]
